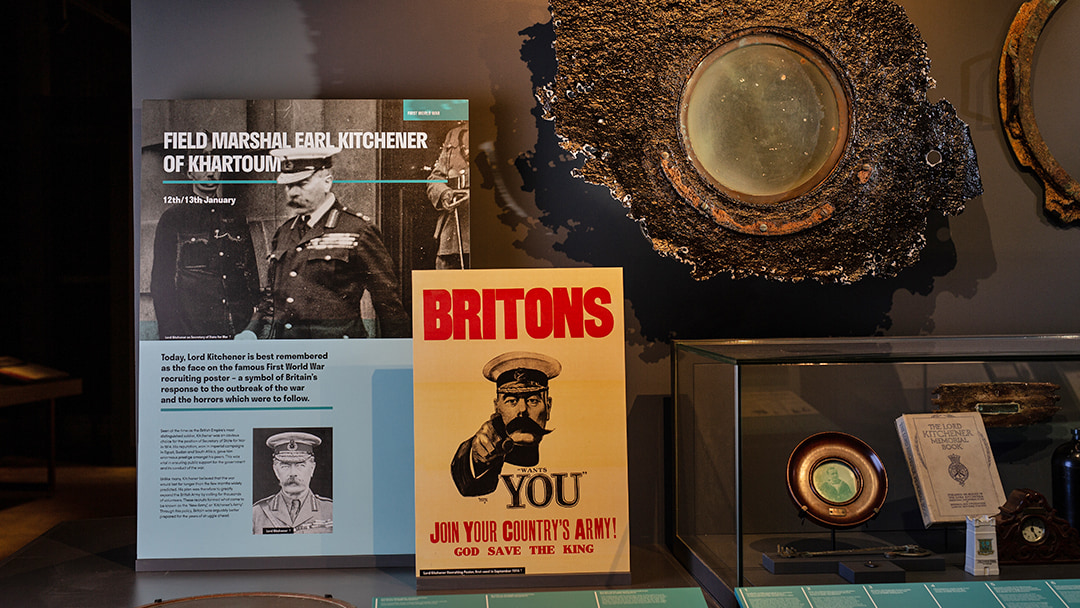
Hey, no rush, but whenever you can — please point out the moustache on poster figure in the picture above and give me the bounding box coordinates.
[493,415,552,467]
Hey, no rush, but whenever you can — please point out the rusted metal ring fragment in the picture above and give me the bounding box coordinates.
[547,0,983,282]
[999,0,1080,223]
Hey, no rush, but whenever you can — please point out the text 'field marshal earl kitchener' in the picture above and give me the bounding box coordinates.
[239,146,410,339]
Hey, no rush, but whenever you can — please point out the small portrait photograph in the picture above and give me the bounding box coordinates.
[252,427,334,534]
[811,459,860,505]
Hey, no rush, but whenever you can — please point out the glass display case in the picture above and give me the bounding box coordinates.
[671,336,1080,606]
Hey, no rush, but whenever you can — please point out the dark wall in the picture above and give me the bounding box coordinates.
[9,1,133,465]
[128,0,1080,545]
[7,0,1074,545]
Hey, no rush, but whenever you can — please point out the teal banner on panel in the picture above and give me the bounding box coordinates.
[403,99,468,121]
[737,580,1080,608]
[375,588,708,608]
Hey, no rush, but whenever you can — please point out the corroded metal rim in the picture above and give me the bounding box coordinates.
[678,30,852,207]
[548,0,983,281]
[999,0,1080,223]
[787,432,888,528]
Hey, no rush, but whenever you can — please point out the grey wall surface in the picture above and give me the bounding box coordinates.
[132,0,1080,545]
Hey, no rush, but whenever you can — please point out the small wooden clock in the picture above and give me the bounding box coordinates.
[996,488,1080,564]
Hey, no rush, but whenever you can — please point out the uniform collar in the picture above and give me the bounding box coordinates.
[305,193,336,228]
[275,487,313,508]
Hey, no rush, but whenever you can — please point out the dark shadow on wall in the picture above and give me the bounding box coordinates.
[510,21,966,351]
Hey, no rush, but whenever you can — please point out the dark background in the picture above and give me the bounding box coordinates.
[9,1,132,465]
[6,0,1079,547]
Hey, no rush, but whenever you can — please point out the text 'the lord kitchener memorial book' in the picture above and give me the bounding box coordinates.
[895,412,1007,527]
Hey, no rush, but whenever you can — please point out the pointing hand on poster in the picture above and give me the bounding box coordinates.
[470,414,505,467]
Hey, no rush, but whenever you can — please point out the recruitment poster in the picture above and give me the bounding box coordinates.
[412,267,630,585]
[135,99,468,568]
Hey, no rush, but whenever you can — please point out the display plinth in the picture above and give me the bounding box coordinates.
[761,550,945,576]
[415,572,632,591]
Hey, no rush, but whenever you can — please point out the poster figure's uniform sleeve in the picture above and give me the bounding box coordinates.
[244,201,409,339]
[451,436,503,497]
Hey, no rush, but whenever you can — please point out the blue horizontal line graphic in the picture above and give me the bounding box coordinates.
[162,407,333,412]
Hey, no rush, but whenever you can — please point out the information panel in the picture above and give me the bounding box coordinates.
[136,98,468,568]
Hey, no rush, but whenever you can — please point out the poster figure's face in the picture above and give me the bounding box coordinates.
[494,389,551,445]
[284,170,332,215]
[273,456,315,496]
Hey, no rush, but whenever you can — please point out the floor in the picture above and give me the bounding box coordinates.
[0,463,137,560]
[0,463,712,608]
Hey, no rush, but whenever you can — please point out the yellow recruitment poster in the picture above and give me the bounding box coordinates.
[412,267,630,586]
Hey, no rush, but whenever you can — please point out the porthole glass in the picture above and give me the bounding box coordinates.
[681,33,850,203]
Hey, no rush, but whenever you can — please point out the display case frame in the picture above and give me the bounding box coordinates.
[670,335,1080,606]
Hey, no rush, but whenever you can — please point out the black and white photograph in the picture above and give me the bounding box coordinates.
[252,427,334,535]
[139,99,470,341]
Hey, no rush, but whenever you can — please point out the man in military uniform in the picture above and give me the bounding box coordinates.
[151,153,260,339]
[451,351,561,497]
[253,431,333,534]
[815,463,855,503]
[426,123,469,269]
[240,146,410,339]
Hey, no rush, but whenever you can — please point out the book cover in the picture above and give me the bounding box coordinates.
[411,267,630,584]
[895,412,1007,527]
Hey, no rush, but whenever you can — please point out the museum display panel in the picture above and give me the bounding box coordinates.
[671,336,1080,605]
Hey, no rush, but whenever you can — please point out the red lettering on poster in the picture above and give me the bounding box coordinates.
[584,287,614,337]
[452,289,482,339]
[420,287,615,340]
[553,287,584,338]
[496,288,524,339]
[423,289,453,340]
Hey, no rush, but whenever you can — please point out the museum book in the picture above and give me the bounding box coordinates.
[895,412,1007,527]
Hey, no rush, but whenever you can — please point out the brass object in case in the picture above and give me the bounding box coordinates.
[786,432,888,528]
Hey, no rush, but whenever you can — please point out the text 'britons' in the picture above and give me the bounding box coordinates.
[422,287,615,341]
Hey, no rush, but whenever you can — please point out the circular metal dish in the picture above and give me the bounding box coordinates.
[679,30,851,206]
[786,431,887,528]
